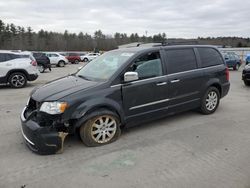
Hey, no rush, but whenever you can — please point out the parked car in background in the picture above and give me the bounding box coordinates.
[46,52,68,67]
[64,52,81,64]
[20,45,230,154]
[222,52,242,70]
[242,63,250,86]
[0,51,39,88]
[245,55,250,65]
[81,53,100,62]
[79,52,87,61]
[30,52,51,73]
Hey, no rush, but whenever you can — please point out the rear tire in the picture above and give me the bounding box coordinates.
[200,87,220,115]
[244,80,250,86]
[8,72,27,88]
[83,58,88,62]
[233,64,240,71]
[79,110,121,147]
[74,60,79,64]
[38,65,45,73]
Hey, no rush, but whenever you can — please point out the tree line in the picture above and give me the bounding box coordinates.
[0,19,249,52]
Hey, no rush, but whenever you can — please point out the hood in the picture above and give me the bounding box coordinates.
[31,75,100,102]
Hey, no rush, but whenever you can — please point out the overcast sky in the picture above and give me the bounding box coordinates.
[0,0,249,38]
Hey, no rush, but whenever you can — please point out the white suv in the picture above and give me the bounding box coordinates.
[82,53,100,62]
[46,52,69,67]
[0,51,39,88]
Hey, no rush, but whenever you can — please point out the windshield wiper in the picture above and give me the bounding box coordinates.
[77,75,91,81]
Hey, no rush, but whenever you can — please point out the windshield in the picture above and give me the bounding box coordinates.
[76,50,134,81]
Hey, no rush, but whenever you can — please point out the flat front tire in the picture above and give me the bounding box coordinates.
[200,87,220,114]
[79,110,121,147]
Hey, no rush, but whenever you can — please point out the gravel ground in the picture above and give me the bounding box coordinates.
[0,63,250,188]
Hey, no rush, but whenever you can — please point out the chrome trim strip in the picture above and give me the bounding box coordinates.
[129,98,170,110]
[21,107,26,121]
[131,75,166,84]
[110,84,122,88]
[167,64,224,77]
[21,126,35,146]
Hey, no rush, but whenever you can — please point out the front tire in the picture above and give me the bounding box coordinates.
[200,87,220,114]
[8,72,27,88]
[83,58,88,62]
[79,110,121,147]
[58,61,65,67]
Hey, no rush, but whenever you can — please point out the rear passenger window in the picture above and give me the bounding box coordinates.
[198,48,224,68]
[166,48,197,74]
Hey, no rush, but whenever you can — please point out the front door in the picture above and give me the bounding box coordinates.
[122,51,168,118]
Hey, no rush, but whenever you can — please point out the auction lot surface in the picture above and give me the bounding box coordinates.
[0,64,250,188]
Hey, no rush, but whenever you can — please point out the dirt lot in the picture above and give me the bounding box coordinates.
[0,63,250,188]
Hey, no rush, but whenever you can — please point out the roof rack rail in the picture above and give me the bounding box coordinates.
[118,40,200,49]
[150,40,199,47]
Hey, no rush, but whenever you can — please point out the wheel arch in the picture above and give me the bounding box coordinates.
[205,80,222,98]
[72,99,125,129]
[6,69,28,81]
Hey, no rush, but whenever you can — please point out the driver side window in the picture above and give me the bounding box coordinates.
[130,52,163,80]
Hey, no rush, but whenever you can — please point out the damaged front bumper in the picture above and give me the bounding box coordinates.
[20,107,68,155]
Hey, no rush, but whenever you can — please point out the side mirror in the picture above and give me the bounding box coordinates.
[124,72,139,82]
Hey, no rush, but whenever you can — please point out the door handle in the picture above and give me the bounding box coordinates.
[156,82,167,86]
[170,79,180,83]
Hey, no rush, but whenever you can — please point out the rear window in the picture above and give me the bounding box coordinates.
[165,48,197,74]
[198,48,224,68]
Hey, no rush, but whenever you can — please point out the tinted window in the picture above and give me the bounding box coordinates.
[165,48,197,74]
[48,54,58,57]
[69,53,78,56]
[198,48,224,68]
[33,53,42,58]
[0,54,5,62]
[129,52,163,79]
[0,53,19,62]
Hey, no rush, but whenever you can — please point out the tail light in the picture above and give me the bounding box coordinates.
[226,67,229,81]
[31,60,37,66]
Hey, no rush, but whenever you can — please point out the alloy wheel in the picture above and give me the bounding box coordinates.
[11,74,25,87]
[90,115,117,144]
[205,91,218,111]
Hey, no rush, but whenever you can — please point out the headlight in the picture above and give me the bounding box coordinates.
[40,102,68,115]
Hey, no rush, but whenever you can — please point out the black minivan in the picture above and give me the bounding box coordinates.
[21,45,230,154]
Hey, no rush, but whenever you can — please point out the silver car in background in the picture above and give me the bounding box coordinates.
[46,52,69,67]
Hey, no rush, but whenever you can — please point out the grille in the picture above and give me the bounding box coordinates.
[27,98,40,111]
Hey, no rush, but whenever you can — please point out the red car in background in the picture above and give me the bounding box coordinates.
[61,52,81,64]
